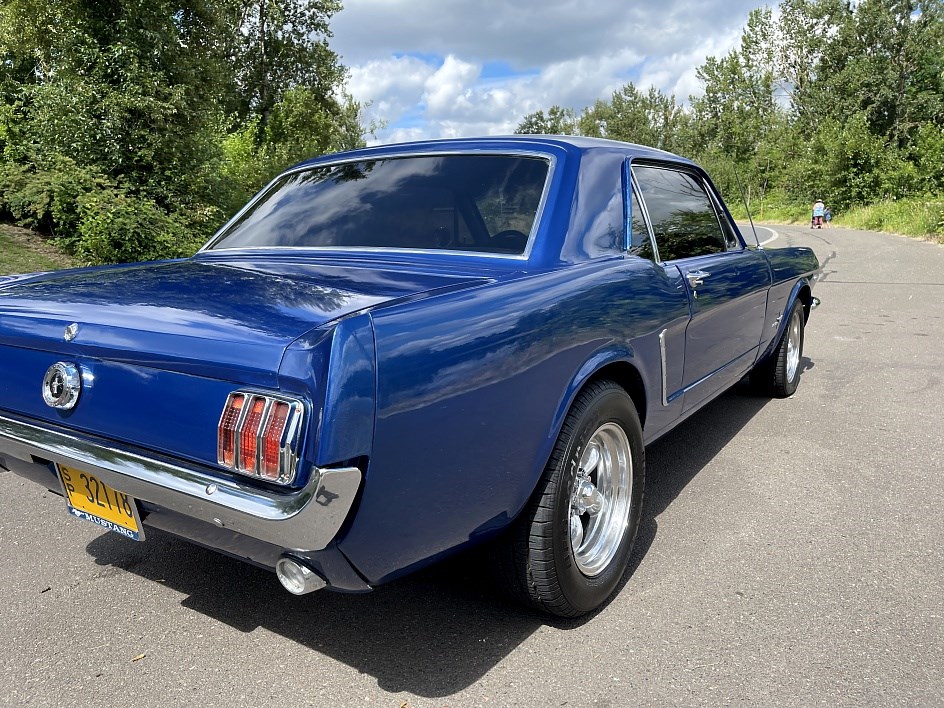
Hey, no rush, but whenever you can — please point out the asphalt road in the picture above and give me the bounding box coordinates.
[2,225,942,707]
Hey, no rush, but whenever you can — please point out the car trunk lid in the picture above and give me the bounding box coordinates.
[0,258,486,383]
[0,257,488,467]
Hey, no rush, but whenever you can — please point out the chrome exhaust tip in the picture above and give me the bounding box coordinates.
[275,556,327,595]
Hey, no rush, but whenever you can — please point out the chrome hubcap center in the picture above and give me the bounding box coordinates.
[574,478,603,515]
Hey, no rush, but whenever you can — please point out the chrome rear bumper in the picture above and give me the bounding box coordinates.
[0,413,361,552]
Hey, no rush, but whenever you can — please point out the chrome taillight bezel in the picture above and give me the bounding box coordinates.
[217,391,306,485]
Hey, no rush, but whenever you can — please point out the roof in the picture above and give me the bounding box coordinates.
[295,134,697,170]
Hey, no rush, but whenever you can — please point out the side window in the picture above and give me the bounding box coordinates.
[714,196,743,251]
[633,165,728,261]
[629,188,655,260]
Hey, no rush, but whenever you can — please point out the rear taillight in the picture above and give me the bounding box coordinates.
[238,396,267,472]
[217,393,245,467]
[260,401,291,480]
[217,391,304,485]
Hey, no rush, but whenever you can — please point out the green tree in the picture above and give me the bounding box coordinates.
[220,86,365,212]
[761,0,851,129]
[515,106,579,135]
[0,0,364,263]
[578,83,689,153]
[216,0,366,202]
[818,0,944,148]
[687,9,789,211]
[0,0,229,205]
[224,0,345,133]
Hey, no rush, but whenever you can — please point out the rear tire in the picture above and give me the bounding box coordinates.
[497,380,645,617]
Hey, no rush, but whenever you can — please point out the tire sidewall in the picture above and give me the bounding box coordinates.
[550,386,645,614]
[780,302,805,395]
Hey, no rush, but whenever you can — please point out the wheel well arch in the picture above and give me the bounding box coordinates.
[583,361,647,430]
[796,282,813,321]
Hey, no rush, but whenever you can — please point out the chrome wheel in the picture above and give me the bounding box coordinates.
[570,422,633,577]
[786,309,802,382]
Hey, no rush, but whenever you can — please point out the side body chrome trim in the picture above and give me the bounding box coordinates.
[658,329,669,407]
[0,413,361,552]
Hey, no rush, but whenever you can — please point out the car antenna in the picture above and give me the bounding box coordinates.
[733,168,761,248]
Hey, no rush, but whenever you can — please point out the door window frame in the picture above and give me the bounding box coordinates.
[628,160,745,263]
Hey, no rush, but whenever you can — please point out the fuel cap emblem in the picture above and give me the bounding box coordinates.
[43,362,82,410]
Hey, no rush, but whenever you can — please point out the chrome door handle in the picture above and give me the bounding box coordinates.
[686,270,710,288]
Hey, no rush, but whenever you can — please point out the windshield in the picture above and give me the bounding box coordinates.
[208,154,550,255]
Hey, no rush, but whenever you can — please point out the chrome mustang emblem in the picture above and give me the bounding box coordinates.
[42,362,82,410]
[64,323,79,341]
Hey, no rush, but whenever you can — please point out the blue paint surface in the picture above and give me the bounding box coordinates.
[0,136,819,587]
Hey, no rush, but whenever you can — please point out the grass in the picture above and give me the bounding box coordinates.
[750,203,815,224]
[837,198,944,244]
[0,223,78,276]
[728,199,820,225]
[732,195,943,244]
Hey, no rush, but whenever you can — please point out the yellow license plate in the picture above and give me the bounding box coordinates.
[57,464,144,541]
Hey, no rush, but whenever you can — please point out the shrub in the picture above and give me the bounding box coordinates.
[74,189,205,264]
[0,157,106,237]
[0,156,213,264]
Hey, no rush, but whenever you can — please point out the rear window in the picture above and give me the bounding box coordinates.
[208,154,550,255]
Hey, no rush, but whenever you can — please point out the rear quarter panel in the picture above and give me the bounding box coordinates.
[336,258,690,584]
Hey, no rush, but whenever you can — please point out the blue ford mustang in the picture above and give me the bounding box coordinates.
[0,136,818,616]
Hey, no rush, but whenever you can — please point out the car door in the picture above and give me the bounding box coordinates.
[632,163,771,410]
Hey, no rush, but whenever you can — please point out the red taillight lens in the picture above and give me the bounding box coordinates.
[238,396,267,471]
[217,391,303,485]
[217,393,245,467]
[260,401,290,479]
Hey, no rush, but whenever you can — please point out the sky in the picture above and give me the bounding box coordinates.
[330,0,770,145]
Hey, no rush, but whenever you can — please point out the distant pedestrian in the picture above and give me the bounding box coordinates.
[824,207,832,227]
[811,199,825,229]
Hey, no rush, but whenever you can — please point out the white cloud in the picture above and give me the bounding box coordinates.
[422,55,480,116]
[334,1,769,143]
[347,55,435,124]
[635,26,747,102]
